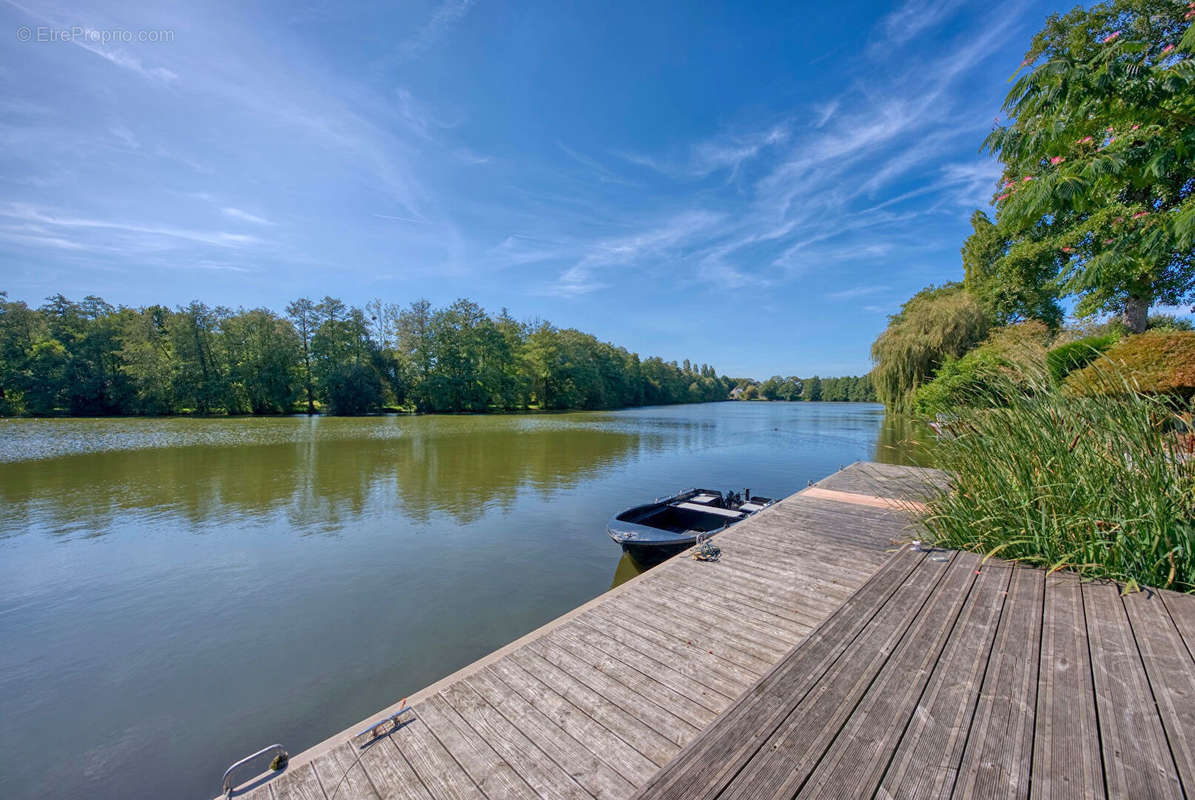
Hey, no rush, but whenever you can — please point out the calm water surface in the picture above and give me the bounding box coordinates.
[0,402,929,800]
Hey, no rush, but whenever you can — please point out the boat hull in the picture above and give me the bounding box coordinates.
[607,488,774,566]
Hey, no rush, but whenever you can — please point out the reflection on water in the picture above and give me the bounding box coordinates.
[0,402,924,800]
[609,552,645,589]
[875,413,937,467]
[0,418,648,537]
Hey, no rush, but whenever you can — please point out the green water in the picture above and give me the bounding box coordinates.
[0,402,930,800]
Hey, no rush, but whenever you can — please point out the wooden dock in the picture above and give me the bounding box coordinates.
[228,461,1195,800]
[633,548,1195,799]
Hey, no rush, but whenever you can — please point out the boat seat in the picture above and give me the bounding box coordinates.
[690,493,719,504]
[675,502,745,518]
[739,502,766,512]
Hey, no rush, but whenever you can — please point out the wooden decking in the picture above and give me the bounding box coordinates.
[632,548,1195,800]
[233,461,935,800]
[231,460,1195,800]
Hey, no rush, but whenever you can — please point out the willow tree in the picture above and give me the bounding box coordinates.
[870,284,992,409]
[981,0,1195,332]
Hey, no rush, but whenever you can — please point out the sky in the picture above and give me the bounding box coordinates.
[0,0,1071,378]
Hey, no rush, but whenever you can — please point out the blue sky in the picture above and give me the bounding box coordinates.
[1,0,1067,378]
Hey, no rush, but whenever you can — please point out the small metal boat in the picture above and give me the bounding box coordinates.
[608,488,775,564]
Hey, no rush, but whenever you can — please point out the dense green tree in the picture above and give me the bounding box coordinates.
[758,375,783,400]
[38,294,128,414]
[311,303,383,415]
[169,301,231,414]
[984,0,1195,332]
[285,298,319,414]
[398,299,434,409]
[23,339,70,414]
[0,294,43,414]
[223,309,301,414]
[803,375,823,402]
[116,306,175,414]
[962,210,1062,325]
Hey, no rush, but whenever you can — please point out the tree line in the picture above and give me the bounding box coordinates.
[731,374,875,402]
[0,293,739,416]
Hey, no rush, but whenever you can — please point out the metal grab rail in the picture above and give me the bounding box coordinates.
[221,744,288,798]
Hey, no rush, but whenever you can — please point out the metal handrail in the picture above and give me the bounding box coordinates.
[221,743,287,798]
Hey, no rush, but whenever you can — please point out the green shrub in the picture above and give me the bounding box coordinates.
[1046,333,1119,383]
[924,373,1195,592]
[1066,331,1195,400]
[1146,313,1194,332]
[913,321,1049,415]
[913,349,1007,415]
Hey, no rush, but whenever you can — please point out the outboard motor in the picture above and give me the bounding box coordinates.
[744,488,751,501]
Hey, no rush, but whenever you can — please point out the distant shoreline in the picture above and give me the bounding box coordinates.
[0,397,883,421]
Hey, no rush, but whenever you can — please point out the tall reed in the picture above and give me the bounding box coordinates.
[924,370,1195,592]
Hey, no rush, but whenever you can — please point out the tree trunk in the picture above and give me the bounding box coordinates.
[1122,295,1149,334]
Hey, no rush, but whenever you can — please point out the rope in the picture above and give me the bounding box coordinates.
[692,535,721,562]
[324,703,411,800]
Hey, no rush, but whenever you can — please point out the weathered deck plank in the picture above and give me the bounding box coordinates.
[483,658,658,781]
[793,553,983,799]
[631,548,932,800]
[359,739,435,800]
[268,762,327,800]
[876,560,1013,800]
[1084,582,1184,799]
[949,564,1044,800]
[716,553,962,800]
[502,648,678,766]
[1029,572,1105,800]
[1121,588,1195,794]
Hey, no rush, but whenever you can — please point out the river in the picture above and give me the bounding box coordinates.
[0,402,930,800]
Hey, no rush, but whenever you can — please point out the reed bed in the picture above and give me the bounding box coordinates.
[924,372,1195,592]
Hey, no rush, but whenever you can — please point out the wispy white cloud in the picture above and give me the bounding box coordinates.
[397,0,475,62]
[221,207,273,226]
[558,143,639,186]
[539,210,725,296]
[1,204,263,250]
[873,0,966,48]
[827,285,891,299]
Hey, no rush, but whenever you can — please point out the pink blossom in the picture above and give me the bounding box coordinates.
[1023,176,1034,182]
[1163,44,1175,54]
[1106,127,1114,133]
[1062,247,1074,253]
[1102,31,1120,43]
[1050,156,1065,165]
[1131,124,1140,130]
[1133,211,1149,219]
[1004,181,1015,189]
[1077,136,1094,144]
[997,193,1010,202]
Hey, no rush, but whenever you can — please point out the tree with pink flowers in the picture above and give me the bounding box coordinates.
[972,0,1195,332]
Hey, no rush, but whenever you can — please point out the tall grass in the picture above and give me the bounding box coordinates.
[924,371,1195,592]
